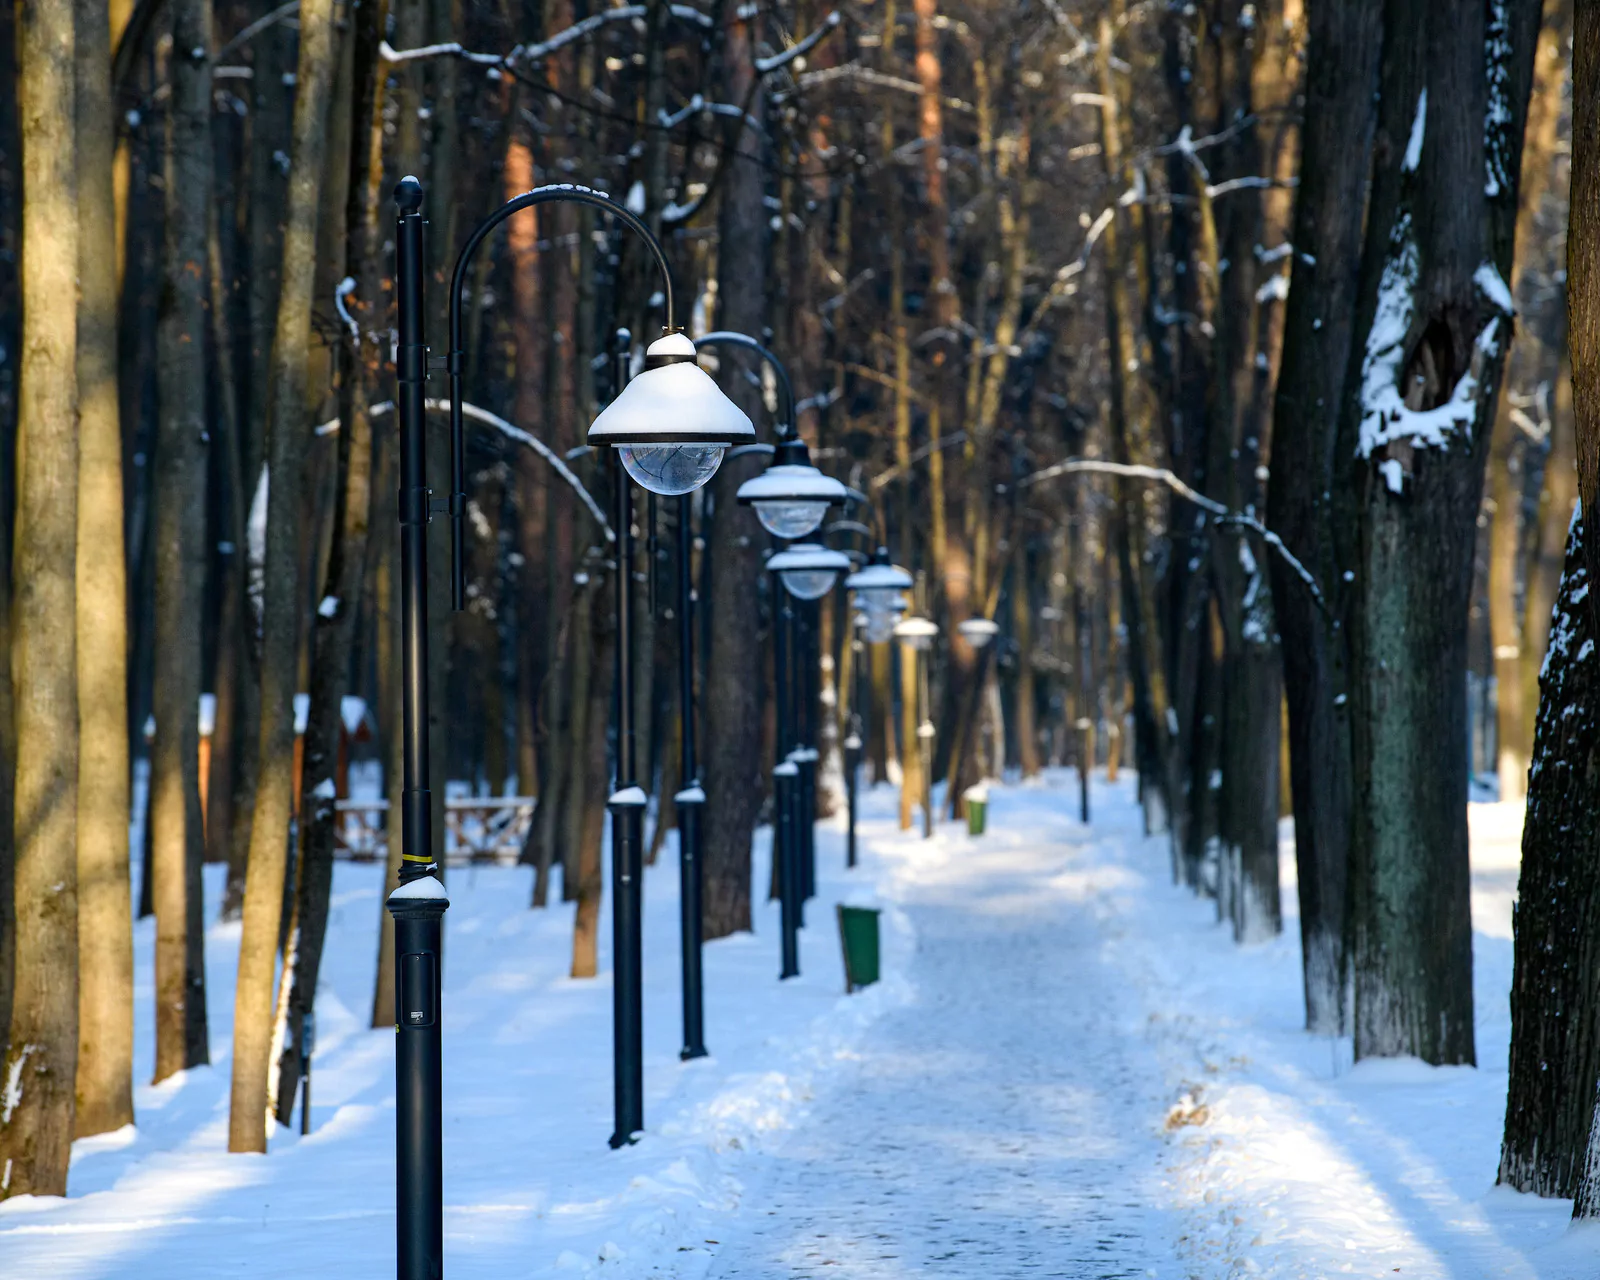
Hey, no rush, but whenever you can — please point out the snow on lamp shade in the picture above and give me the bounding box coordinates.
[767,542,852,600]
[587,332,755,496]
[956,617,1000,649]
[894,615,939,650]
[844,554,914,613]
[736,440,850,539]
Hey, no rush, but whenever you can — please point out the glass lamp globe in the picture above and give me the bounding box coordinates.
[737,437,849,539]
[861,611,897,643]
[616,444,726,496]
[766,542,852,600]
[587,332,756,495]
[844,550,915,613]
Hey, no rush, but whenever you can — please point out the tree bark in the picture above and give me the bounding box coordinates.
[228,0,340,1153]
[1343,0,1540,1065]
[1500,505,1600,1200]
[1265,0,1384,1034]
[150,0,213,1086]
[1487,0,1573,803]
[700,8,768,940]
[74,0,134,1137]
[0,0,79,1196]
[273,0,384,1121]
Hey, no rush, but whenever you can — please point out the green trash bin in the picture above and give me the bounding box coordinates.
[964,784,989,836]
[837,904,881,993]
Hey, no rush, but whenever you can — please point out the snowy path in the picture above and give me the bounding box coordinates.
[8,771,1600,1278]
[705,815,1176,1279]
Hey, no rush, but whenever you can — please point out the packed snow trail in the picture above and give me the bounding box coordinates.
[705,803,1179,1279]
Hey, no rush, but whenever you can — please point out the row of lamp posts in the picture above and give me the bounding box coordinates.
[384,175,978,1279]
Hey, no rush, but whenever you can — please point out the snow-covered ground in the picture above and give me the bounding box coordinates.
[4,772,1598,1278]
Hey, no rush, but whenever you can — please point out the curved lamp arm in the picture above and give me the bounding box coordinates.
[693,330,796,441]
[445,183,676,608]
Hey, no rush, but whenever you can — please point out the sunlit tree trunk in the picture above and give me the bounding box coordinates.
[1487,0,1573,803]
[73,0,133,1139]
[0,0,79,1195]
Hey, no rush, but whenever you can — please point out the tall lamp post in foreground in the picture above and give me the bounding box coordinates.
[766,541,851,974]
[389,175,751,1276]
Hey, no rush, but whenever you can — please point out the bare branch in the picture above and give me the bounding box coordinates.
[321,399,612,536]
[755,11,841,74]
[1020,458,1324,611]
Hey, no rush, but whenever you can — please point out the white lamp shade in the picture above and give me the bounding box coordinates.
[894,615,939,650]
[587,333,756,447]
[843,562,914,593]
[767,542,852,600]
[957,617,1001,648]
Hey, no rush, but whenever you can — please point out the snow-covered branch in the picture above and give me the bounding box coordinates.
[320,400,611,537]
[1206,175,1298,199]
[755,12,841,74]
[1020,459,1324,611]
[797,63,975,113]
[379,4,712,70]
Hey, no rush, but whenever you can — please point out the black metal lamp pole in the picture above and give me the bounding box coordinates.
[393,179,693,1179]
[772,582,801,979]
[675,489,708,1059]
[797,599,818,901]
[388,175,449,1280]
[608,330,647,1147]
[844,620,864,869]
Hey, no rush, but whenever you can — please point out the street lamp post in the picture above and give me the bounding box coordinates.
[894,614,939,838]
[690,331,846,975]
[387,177,450,1280]
[674,485,708,1060]
[765,541,851,974]
[391,174,751,1230]
[606,330,647,1148]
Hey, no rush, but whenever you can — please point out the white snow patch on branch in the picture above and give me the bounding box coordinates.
[1254,272,1289,304]
[1474,261,1515,315]
[1404,88,1427,171]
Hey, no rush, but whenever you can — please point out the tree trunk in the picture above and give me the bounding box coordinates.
[1343,0,1540,1065]
[1265,0,1384,1034]
[273,0,384,1120]
[71,0,133,1139]
[1488,0,1573,803]
[569,571,614,978]
[700,8,767,940]
[0,0,79,1195]
[151,0,212,1084]
[1500,505,1600,1199]
[228,0,340,1153]
[1567,0,1600,1219]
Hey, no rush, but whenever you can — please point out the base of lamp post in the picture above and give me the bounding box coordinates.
[775,761,801,979]
[608,790,646,1147]
[387,878,449,1280]
[676,789,708,1060]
